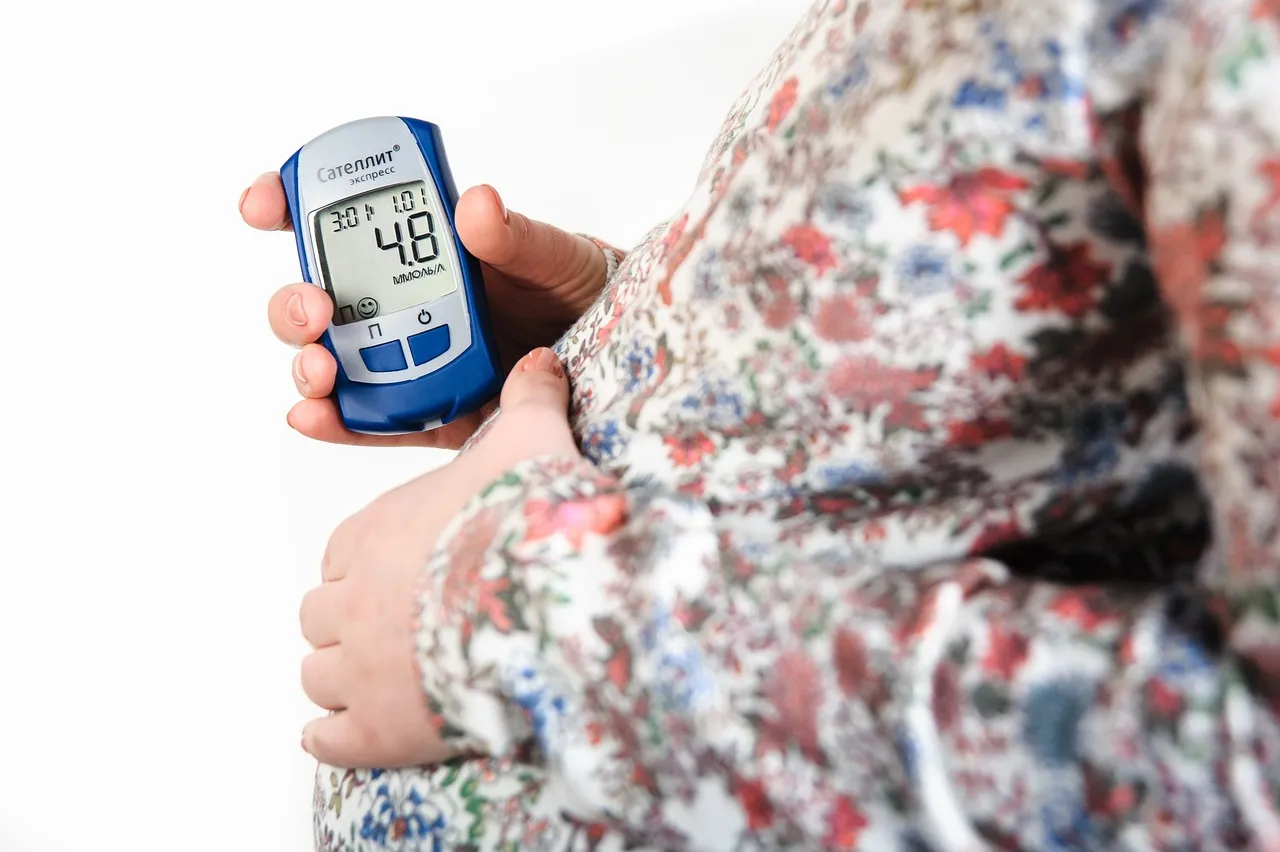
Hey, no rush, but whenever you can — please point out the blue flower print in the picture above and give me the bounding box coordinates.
[641,603,716,713]
[818,460,885,490]
[1057,403,1126,485]
[622,341,657,394]
[505,663,571,756]
[681,377,747,430]
[817,182,873,231]
[359,773,455,851]
[1023,678,1093,765]
[953,78,1008,110]
[897,244,954,296]
[583,418,627,462]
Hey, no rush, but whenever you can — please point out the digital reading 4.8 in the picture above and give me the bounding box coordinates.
[313,180,461,325]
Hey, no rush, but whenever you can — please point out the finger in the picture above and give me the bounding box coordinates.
[267,283,333,348]
[285,398,442,447]
[291,343,337,399]
[455,185,604,292]
[467,348,579,467]
[301,646,349,711]
[499,347,570,413]
[302,711,383,768]
[299,582,344,647]
[240,172,292,231]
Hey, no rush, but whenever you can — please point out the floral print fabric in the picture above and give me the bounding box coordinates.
[315,0,1280,848]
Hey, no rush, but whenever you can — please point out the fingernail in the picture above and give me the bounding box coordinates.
[533,347,563,377]
[487,185,508,224]
[286,293,307,326]
[292,352,308,388]
[238,186,250,214]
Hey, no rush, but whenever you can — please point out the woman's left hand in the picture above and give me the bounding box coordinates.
[296,347,580,768]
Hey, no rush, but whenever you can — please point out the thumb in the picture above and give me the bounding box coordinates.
[455,185,604,295]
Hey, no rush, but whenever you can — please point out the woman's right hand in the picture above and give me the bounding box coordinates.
[240,172,609,448]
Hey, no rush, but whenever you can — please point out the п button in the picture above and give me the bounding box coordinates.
[359,340,407,373]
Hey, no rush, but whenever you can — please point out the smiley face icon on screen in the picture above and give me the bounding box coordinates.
[356,297,379,319]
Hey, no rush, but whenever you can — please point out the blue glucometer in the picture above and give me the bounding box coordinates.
[280,117,501,434]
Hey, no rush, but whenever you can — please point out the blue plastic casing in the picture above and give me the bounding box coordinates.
[279,118,501,434]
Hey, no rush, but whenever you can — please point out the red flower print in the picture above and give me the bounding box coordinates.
[472,576,517,632]
[947,416,1015,448]
[932,661,961,731]
[674,598,713,631]
[1197,302,1245,371]
[885,399,929,432]
[1014,241,1111,317]
[982,622,1030,680]
[823,796,869,849]
[1252,157,1280,233]
[441,508,502,617]
[814,293,872,341]
[445,508,500,572]
[825,356,939,410]
[1145,677,1184,720]
[661,213,688,259]
[594,298,627,349]
[758,271,801,329]
[893,590,940,646]
[676,477,706,498]
[803,103,830,135]
[735,777,774,830]
[664,431,715,467]
[1150,204,1226,327]
[781,224,837,274]
[763,292,801,329]
[862,520,887,542]
[971,343,1028,381]
[523,494,627,549]
[605,646,633,691]
[968,517,1023,554]
[723,302,743,331]
[1085,766,1139,819]
[833,628,870,697]
[1047,589,1118,631]
[656,197,722,306]
[1254,0,1280,23]
[761,649,827,763]
[899,168,1032,246]
[767,77,799,132]
[1040,157,1093,180]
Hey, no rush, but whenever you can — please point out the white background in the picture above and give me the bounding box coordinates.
[0,1,810,849]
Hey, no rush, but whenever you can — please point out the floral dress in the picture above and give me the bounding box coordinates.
[314,0,1280,848]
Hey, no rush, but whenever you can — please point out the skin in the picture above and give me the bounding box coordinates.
[241,174,600,766]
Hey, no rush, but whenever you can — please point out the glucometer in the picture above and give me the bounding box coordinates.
[280,117,501,434]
